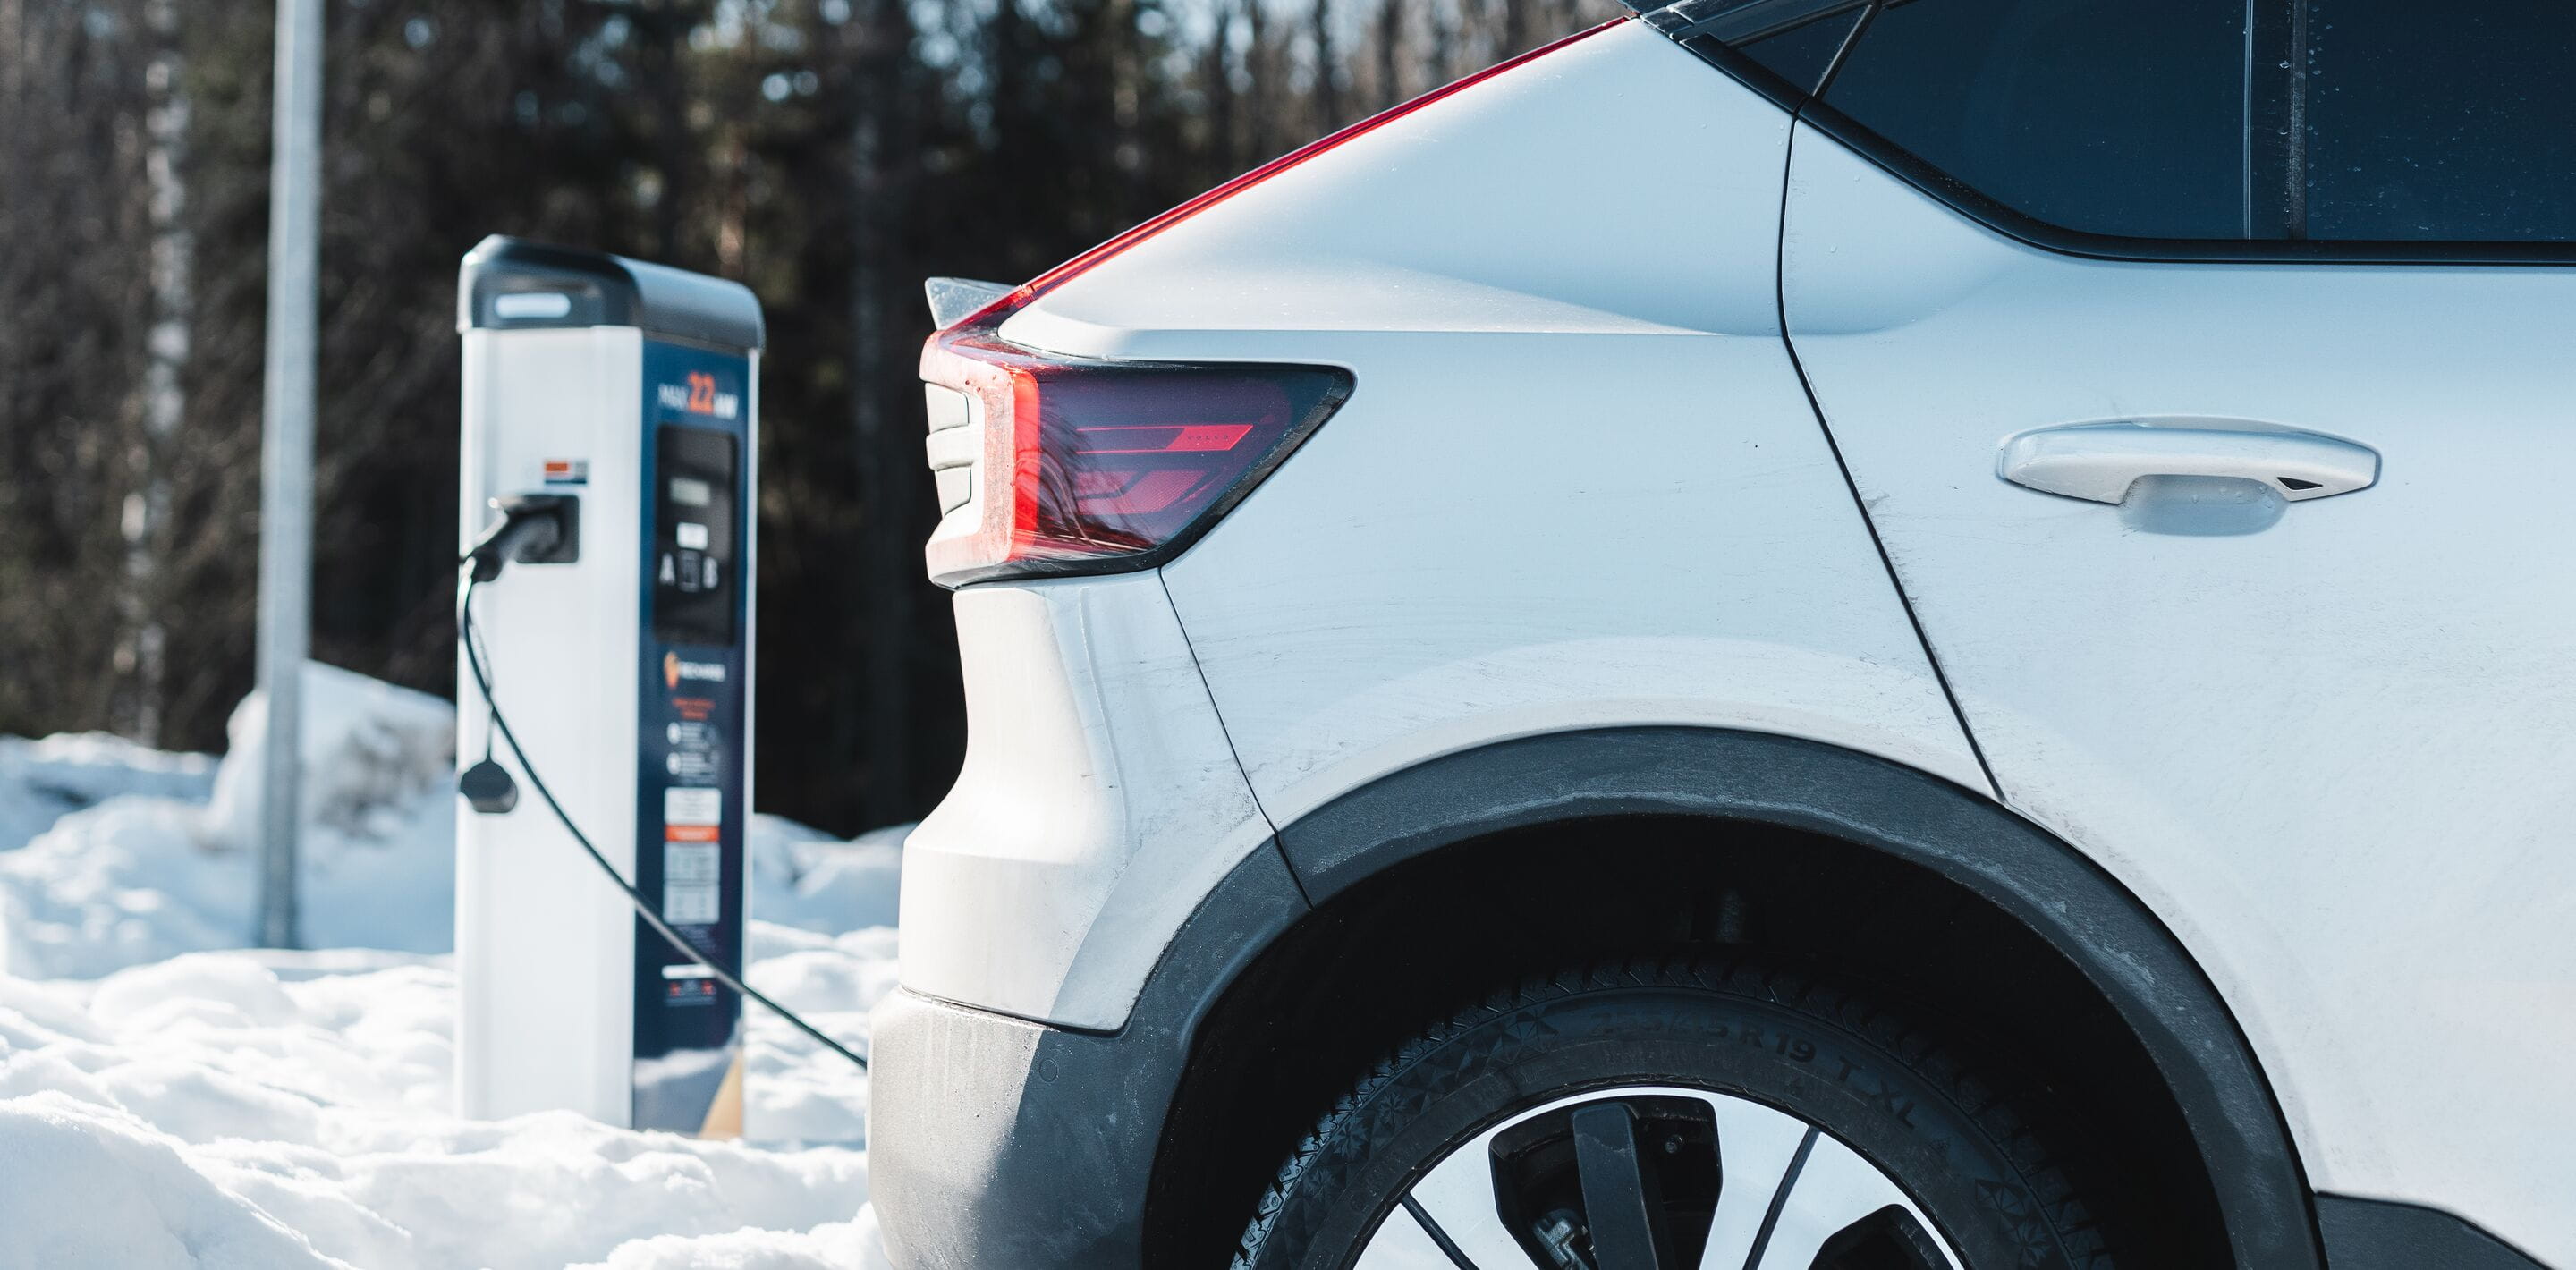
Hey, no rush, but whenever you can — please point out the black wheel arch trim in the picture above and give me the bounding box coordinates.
[1264,725,2327,1270]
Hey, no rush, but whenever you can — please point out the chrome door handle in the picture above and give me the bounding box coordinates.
[1998,421,2379,504]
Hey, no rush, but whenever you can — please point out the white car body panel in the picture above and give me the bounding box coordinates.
[1784,124,2576,1266]
[898,574,1273,1029]
[1158,324,1988,829]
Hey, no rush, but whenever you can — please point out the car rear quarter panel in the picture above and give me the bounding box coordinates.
[1005,21,1987,829]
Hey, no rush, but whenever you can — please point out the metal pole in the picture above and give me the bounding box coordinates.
[256,0,322,950]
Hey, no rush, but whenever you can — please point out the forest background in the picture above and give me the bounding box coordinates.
[0,0,1619,833]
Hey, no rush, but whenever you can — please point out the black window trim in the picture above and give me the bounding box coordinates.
[1636,0,2576,266]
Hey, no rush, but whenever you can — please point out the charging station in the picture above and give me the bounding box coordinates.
[454,236,761,1135]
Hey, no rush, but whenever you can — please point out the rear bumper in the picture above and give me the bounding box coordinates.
[869,844,1310,1270]
[867,987,1162,1269]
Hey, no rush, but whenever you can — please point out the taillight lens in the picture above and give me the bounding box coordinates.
[921,321,1351,587]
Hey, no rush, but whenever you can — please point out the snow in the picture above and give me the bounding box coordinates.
[0,663,902,1268]
[2,662,459,978]
[0,732,215,876]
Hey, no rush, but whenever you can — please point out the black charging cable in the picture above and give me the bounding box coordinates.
[456,505,869,1073]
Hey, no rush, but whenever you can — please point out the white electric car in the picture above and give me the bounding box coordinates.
[869,4,2576,1268]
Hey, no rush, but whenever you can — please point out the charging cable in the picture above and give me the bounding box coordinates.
[457,503,869,1072]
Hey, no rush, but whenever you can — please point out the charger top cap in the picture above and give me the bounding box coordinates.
[458,234,766,351]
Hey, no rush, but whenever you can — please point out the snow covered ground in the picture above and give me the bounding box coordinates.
[0,665,902,1268]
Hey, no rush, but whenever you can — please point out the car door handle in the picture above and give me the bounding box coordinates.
[1998,421,2379,504]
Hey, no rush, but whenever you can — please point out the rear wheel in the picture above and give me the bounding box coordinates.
[1231,958,2113,1270]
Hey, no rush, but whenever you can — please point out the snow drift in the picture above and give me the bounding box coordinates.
[0,662,904,1267]
[0,950,892,1269]
[1,662,458,978]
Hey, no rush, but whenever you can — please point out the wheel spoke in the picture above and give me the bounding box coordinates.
[1747,1132,1959,1270]
[1689,1096,1814,1270]
[1354,1201,1483,1270]
[1409,1122,1552,1270]
[1571,1102,1671,1270]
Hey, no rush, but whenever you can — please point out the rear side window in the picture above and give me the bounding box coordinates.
[1822,0,2250,240]
[1734,10,1868,98]
[1674,0,2576,250]
[2304,0,2576,241]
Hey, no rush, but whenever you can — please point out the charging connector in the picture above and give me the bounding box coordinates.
[465,493,580,582]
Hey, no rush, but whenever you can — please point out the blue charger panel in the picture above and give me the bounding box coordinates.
[631,337,752,1135]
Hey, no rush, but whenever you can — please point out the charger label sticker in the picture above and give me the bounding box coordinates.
[662,842,722,925]
[664,749,720,785]
[541,458,589,486]
[664,787,722,827]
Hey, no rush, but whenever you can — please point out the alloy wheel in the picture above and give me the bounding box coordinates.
[1353,1086,1963,1270]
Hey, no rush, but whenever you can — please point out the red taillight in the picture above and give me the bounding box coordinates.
[920,15,1626,586]
[921,325,1351,586]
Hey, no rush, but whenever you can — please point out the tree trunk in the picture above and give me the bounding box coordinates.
[646,8,689,260]
[1309,0,1338,128]
[1204,1,1238,172]
[120,0,190,746]
[850,0,913,821]
[1243,0,1271,161]
[1430,0,1455,86]
[1376,0,1402,109]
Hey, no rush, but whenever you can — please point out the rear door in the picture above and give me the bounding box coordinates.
[1773,2,2576,1261]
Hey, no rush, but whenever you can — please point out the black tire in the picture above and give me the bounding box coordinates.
[1232,957,2114,1270]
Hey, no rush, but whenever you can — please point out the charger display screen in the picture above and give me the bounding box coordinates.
[652,427,738,647]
